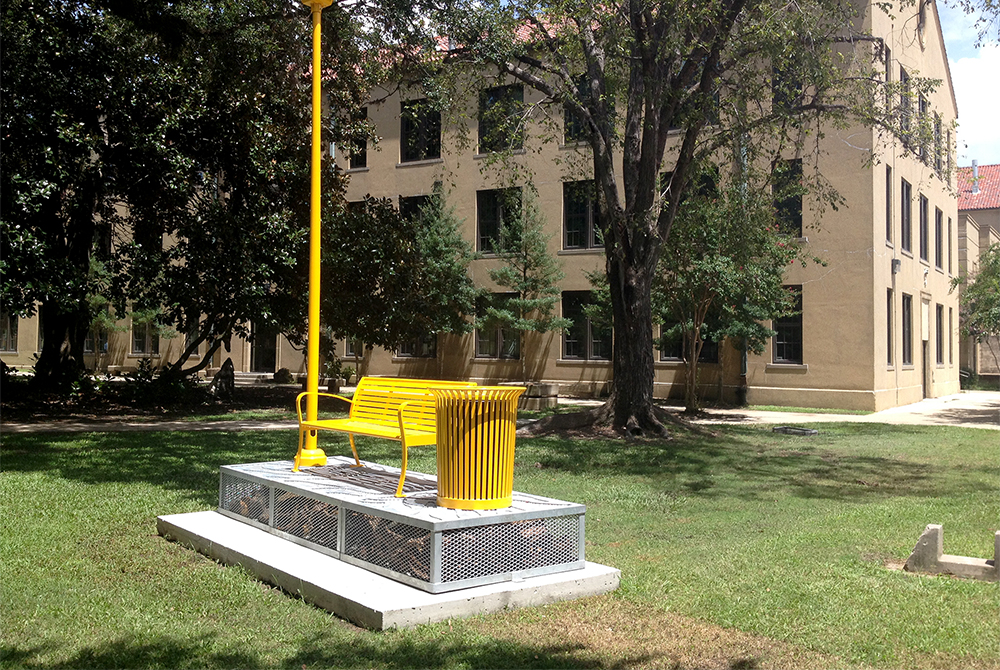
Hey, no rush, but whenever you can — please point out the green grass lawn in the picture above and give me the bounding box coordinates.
[2,423,997,669]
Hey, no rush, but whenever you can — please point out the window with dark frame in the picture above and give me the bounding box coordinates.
[399,194,432,223]
[659,322,719,363]
[918,96,929,162]
[131,320,159,356]
[562,291,612,361]
[773,287,803,365]
[564,75,589,143]
[773,159,803,237]
[901,179,912,253]
[934,208,943,268]
[479,84,524,153]
[349,107,368,169]
[902,293,913,365]
[949,307,954,364]
[934,113,943,173]
[563,180,603,249]
[919,194,929,261]
[899,68,911,147]
[948,217,953,274]
[772,65,802,112]
[935,304,944,364]
[0,309,17,352]
[397,334,436,358]
[887,289,893,366]
[400,99,441,163]
[475,293,520,360]
[477,187,521,253]
[885,165,893,242]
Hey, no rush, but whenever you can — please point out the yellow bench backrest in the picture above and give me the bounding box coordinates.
[350,377,477,432]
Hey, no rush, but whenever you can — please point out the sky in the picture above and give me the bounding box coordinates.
[936,2,1000,166]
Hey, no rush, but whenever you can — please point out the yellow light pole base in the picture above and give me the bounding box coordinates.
[293,448,327,471]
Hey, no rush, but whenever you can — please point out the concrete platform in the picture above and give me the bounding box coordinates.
[157,510,621,630]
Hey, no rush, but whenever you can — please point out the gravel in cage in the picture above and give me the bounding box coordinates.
[303,463,438,496]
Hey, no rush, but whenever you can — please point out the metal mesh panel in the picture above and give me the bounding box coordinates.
[219,473,271,525]
[272,488,338,550]
[344,509,431,581]
[440,515,580,582]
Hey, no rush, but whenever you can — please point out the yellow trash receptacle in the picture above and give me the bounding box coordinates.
[432,386,526,510]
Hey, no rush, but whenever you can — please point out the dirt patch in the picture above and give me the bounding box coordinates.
[466,596,847,670]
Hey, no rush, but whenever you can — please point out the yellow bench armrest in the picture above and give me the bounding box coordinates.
[296,390,353,425]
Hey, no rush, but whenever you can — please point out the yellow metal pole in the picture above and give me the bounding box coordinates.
[294,0,333,471]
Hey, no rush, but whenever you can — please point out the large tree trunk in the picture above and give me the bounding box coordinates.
[31,300,90,391]
[602,226,665,435]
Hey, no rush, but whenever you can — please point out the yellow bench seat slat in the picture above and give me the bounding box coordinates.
[300,418,437,446]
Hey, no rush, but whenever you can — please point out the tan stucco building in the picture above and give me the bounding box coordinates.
[956,162,1000,379]
[0,0,962,409]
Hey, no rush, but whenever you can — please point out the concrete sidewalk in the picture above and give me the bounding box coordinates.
[2,391,997,433]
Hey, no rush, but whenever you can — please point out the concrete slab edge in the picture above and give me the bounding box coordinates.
[903,523,999,582]
[157,510,621,630]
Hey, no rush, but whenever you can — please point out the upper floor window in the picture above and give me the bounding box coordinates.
[934,113,943,174]
[399,194,432,223]
[400,99,441,162]
[772,65,802,113]
[918,194,929,262]
[899,68,912,147]
[349,107,368,169]
[773,159,803,237]
[479,85,524,153]
[885,165,893,242]
[773,287,803,365]
[477,187,521,254]
[918,96,929,162]
[900,178,912,253]
[563,181,603,249]
[934,207,943,269]
[0,310,17,352]
[562,291,612,360]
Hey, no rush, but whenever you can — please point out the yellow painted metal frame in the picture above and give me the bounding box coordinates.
[432,387,526,510]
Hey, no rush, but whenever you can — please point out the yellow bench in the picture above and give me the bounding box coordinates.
[294,376,477,496]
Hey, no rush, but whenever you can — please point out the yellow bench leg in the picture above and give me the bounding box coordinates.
[348,434,362,467]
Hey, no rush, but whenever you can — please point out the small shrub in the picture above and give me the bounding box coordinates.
[273,368,294,384]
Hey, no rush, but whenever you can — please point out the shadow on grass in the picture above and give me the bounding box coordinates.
[1,422,995,507]
[2,634,652,670]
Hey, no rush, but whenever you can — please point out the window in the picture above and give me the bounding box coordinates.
[399,194,431,222]
[887,289,893,366]
[772,65,802,112]
[947,130,952,173]
[36,310,43,352]
[475,294,520,359]
[0,310,17,352]
[773,287,803,364]
[900,179,912,253]
[934,113,943,173]
[397,334,436,358]
[564,76,589,143]
[83,327,109,354]
[918,96,929,162]
[899,68,911,146]
[563,181,602,249]
[949,307,954,364]
[479,84,524,153]
[934,208,943,268]
[131,320,159,356]
[562,291,612,360]
[902,294,913,366]
[477,187,521,253]
[773,159,803,237]
[884,45,892,106]
[345,339,364,358]
[659,323,718,363]
[885,165,893,242]
[948,217,953,274]
[349,108,367,169]
[919,194,929,261]
[935,304,944,365]
[400,99,441,162]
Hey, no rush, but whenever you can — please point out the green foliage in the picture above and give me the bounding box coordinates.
[320,187,479,349]
[482,186,571,337]
[952,243,1000,374]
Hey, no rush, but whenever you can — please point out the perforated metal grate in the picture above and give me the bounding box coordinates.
[440,515,580,582]
[343,509,431,581]
[220,473,271,525]
[272,488,338,550]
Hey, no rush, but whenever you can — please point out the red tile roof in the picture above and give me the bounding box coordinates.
[957,163,1000,210]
